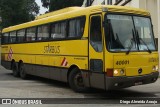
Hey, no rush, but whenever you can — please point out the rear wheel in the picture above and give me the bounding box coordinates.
[12,62,19,77]
[19,63,28,79]
[68,67,88,92]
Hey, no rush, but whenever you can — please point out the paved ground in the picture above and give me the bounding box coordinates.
[0,65,160,107]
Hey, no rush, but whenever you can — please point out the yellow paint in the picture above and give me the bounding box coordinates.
[112,52,158,76]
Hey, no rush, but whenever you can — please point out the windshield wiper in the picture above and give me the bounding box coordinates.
[126,30,135,55]
[135,30,152,54]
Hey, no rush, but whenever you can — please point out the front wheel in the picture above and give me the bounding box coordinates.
[68,68,88,92]
[19,63,28,79]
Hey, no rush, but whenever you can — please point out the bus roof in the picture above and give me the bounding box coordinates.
[35,7,83,20]
[2,5,150,33]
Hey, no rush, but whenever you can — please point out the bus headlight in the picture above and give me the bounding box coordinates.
[113,69,125,76]
[153,65,159,71]
[114,69,118,75]
[152,66,156,71]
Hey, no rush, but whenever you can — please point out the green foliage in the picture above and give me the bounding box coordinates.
[41,0,84,12]
[0,0,39,28]
[41,0,50,9]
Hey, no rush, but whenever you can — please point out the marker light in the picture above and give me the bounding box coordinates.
[120,69,125,75]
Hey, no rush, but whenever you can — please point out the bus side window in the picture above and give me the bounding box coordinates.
[2,33,9,44]
[90,16,102,52]
[51,21,67,39]
[68,17,85,38]
[26,27,36,41]
[68,19,77,37]
[17,29,25,42]
[37,24,50,40]
[9,31,16,43]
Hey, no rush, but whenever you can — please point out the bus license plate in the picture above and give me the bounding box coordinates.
[134,82,143,86]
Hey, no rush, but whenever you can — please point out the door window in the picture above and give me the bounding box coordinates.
[90,16,102,52]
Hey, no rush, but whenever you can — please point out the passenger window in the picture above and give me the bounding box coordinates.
[51,21,66,39]
[9,31,17,43]
[26,27,36,41]
[37,24,50,40]
[90,16,102,52]
[68,17,85,38]
[2,33,9,44]
[17,29,25,42]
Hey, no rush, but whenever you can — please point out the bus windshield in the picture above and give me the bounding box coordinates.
[105,14,156,52]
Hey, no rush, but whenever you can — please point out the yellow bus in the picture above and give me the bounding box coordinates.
[1,5,159,92]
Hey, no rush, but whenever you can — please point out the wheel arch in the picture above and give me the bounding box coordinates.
[11,59,15,70]
[18,60,23,69]
[67,64,80,82]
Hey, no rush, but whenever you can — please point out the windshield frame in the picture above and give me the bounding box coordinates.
[104,12,157,53]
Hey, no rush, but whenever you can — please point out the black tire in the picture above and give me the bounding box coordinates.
[68,67,88,92]
[12,62,19,77]
[19,63,28,79]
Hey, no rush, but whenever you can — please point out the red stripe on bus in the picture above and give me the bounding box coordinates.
[61,57,66,66]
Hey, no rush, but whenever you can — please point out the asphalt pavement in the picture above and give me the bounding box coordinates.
[0,65,160,106]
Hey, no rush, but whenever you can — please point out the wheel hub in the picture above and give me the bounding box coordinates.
[74,73,84,87]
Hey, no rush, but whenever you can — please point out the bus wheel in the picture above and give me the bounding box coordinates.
[12,62,19,77]
[19,63,27,79]
[68,68,88,92]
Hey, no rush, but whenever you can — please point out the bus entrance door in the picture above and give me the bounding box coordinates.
[88,14,105,89]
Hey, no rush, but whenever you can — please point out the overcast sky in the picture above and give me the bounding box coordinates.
[35,0,48,14]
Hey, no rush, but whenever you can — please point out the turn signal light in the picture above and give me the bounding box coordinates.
[106,69,113,77]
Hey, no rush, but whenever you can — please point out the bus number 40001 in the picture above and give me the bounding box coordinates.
[116,60,129,65]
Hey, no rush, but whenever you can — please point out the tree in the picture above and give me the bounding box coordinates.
[41,0,84,12]
[0,0,39,28]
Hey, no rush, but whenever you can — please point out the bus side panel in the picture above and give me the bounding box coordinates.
[1,45,12,70]
[1,39,89,83]
[1,60,11,70]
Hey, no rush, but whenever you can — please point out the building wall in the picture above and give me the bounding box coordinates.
[125,0,139,8]
[139,0,158,39]
[92,0,104,5]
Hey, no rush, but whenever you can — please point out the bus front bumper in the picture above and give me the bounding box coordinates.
[106,71,159,90]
